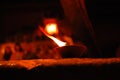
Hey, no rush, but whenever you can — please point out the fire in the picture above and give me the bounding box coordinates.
[40,27,66,47]
[47,36,66,47]
[45,23,58,35]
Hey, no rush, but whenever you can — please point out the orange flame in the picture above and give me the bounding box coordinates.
[45,23,58,35]
[40,27,66,47]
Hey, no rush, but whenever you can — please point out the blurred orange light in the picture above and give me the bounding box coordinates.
[45,23,58,35]
[40,27,66,47]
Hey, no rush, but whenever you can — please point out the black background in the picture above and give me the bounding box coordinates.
[85,0,120,57]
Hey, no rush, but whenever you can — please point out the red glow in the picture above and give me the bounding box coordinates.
[39,27,66,47]
[45,23,58,35]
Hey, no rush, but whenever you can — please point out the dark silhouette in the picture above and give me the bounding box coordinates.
[3,46,13,60]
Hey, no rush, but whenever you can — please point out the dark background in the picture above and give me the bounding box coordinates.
[0,0,63,37]
[0,0,120,57]
[85,0,120,57]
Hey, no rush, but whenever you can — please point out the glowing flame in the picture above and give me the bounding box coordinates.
[40,27,66,47]
[45,23,58,35]
[47,36,66,47]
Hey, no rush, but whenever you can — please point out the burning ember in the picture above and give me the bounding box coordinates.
[39,27,67,47]
[45,23,58,35]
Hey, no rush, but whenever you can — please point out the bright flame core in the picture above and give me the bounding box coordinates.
[45,23,58,35]
[48,36,66,47]
[40,27,66,47]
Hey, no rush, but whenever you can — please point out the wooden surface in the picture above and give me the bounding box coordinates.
[0,58,120,69]
[0,58,120,80]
